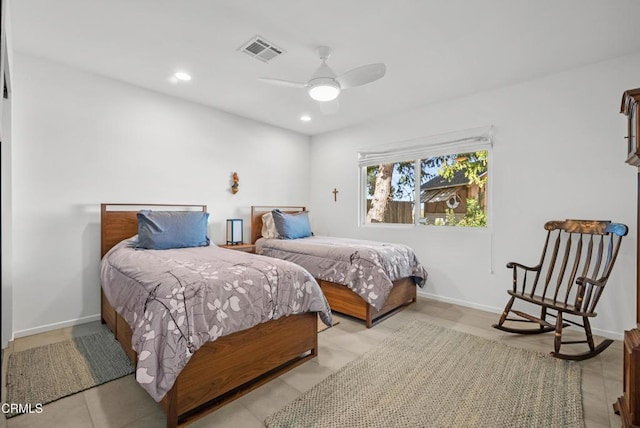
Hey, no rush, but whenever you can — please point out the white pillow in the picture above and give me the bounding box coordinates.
[261,212,279,239]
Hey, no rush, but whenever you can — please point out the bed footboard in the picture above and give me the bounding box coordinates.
[101,291,318,427]
[319,277,417,328]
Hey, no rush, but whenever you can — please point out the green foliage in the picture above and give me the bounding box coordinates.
[456,198,487,227]
[441,199,486,227]
[393,162,414,200]
[439,151,488,189]
[366,166,377,197]
[394,158,451,200]
[367,163,410,200]
[445,208,457,225]
[434,151,488,227]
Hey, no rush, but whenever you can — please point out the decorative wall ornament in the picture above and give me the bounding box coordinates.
[332,188,339,202]
[231,172,239,194]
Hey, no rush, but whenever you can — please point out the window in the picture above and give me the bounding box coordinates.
[359,127,492,227]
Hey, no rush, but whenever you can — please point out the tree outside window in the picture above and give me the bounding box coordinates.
[364,151,488,227]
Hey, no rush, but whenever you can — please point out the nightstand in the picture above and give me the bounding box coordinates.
[219,243,256,254]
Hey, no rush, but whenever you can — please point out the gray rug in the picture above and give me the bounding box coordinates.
[5,329,134,418]
[266,320,584,428]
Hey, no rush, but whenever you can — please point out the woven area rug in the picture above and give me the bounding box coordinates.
[5,329,134,418]
[266,320,584,428]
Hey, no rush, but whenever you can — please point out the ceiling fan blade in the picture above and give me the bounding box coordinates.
[336,63,386,89]
[319,98,340,115]
[257,77,307,89]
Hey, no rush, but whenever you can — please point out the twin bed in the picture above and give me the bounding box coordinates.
[100,204,330,428]
[250,206,428,328]
[100,203,427,427]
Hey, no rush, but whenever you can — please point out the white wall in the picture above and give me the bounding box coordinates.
[309,53,640,339]
[11,53,311,337]
[10,49,640,341]
[1,0,13,349]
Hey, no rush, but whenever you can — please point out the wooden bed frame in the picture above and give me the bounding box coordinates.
[100,204,318,428]
[250,205,417,328]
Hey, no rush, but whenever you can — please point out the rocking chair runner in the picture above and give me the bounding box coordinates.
[493,219,628,360]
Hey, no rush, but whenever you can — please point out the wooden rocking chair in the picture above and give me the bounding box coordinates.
[493,219,628,360]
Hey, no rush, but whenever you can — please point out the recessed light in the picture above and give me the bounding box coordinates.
[300,115,311,122]
[174,71,192,81]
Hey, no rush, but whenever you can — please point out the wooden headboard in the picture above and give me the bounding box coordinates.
[100,203,207,258]
[250,205,306,244]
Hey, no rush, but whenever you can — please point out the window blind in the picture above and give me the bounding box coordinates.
[358,125,493,167]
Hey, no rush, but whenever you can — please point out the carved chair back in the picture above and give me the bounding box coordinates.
[515,219,627,315]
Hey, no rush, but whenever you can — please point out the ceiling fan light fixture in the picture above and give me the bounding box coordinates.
[308,78,341,102]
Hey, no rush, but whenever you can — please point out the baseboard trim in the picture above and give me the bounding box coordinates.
[13,314,101,339]
[12,293,626,342]
[417,290,503,315]
[416,290,623,341]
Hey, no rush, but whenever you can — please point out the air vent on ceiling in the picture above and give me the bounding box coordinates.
[239,36,285,63]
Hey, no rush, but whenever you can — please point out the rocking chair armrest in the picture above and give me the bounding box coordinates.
[576,276,606,288]
[506,262,541,272]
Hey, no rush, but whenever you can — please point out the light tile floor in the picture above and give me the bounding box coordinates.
[1,297,625,427]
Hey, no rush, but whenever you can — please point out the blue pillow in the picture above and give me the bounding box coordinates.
[137,210,210,250]
[271,210,312,239]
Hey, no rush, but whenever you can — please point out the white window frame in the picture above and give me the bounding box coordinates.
[358,126,493,228]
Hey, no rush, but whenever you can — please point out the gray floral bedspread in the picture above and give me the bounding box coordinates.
[100,238,331,402]
[256,236,428,310]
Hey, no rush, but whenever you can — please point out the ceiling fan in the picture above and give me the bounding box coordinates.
[258,46,386,113]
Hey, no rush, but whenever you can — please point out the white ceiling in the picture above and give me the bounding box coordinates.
[9,0,640,136]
